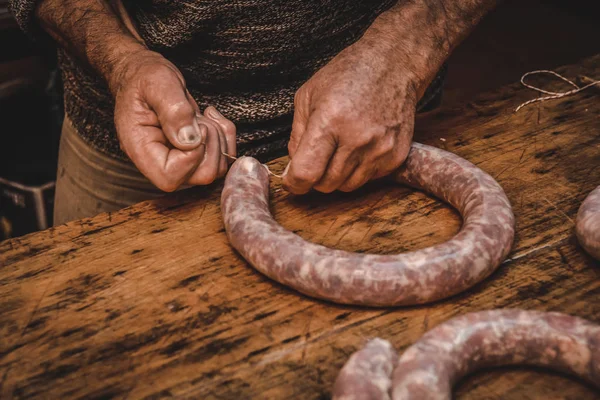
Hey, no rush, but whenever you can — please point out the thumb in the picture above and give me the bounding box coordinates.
[144,71,205,151]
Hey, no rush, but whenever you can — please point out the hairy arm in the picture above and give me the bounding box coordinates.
[366,0,500,98]
[36,0,144,95]
[34,0,235,191]
[284,0,500,194]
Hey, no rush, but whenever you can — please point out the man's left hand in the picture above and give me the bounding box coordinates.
[283,39,420,194]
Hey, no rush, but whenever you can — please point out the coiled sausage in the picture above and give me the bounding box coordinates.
[333,309,600,400]
[221,143,515,306]
[576,186,600,260]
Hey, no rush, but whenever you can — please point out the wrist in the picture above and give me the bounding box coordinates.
[359,5,447,99]
[360,0,497,99]
[103,40,153,97]
[34,0,151,96]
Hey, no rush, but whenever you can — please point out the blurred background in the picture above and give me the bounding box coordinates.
[0,0,599,240]
[1,0,62,240]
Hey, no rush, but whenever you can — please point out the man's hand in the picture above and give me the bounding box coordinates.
[283,0,500,194]
[35,0,236,192]
[284,42,418,194]
[111,51,235,192]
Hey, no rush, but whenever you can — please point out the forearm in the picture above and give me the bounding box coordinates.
[361,0,500,97]
[35,0,146,94]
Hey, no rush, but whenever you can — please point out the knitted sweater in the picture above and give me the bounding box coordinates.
[10,0,445,163]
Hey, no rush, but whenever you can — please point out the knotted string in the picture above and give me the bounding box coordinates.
[221,152,287,178]
[515,70,600,112]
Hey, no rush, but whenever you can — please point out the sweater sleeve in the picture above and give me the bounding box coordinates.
[8,0,45,40]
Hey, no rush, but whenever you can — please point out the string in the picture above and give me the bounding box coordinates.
[221,71,598,170]
[515,70,600,112]
[221,152,287,179]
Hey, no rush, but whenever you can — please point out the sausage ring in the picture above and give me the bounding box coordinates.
[576,186,600,260]
[333,309,600,400]
[221,143,515,306]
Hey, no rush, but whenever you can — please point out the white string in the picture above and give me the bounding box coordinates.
[515,70,600,112]
[222,152,286,179]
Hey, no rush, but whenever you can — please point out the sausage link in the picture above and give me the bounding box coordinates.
[333,310,600,400]
[332,339,398,400]
[576,186,600,260]
[221,143,515,306]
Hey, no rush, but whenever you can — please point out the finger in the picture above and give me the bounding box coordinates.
[186,118,221,185]
[205,106,237,162]
[283,113,337,195]
[337,136,404,192]
[313,148,359,193]
[186,89,202,117]
[203,108,228,177]
[338,162,378,193]
[125,124,207,192]
[372,155,402,180]
[217,129,228,177]
[143,74,204,150]
[372,133,413,180]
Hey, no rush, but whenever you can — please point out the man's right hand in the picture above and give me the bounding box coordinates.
[110,50,236,192]
[34,0,236,192]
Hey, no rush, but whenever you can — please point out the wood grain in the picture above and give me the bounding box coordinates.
[1,55,599,399]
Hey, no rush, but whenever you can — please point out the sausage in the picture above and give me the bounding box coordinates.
[221,143,515,306]
[333,309,600,400]
[332,339,398,400]
[576,186,600,260]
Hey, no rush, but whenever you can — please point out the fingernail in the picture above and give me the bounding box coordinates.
[178,121,201,145]
[207,107,223,120]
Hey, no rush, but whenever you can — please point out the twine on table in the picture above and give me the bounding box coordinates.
[515,70,600,112]
[221,152,287,179]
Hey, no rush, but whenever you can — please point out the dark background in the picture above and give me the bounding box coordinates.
[0,0,599,239]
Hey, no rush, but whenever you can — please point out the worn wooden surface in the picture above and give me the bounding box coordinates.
[1,55,600,400]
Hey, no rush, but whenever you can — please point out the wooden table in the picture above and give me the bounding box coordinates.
[1,55,600,400]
